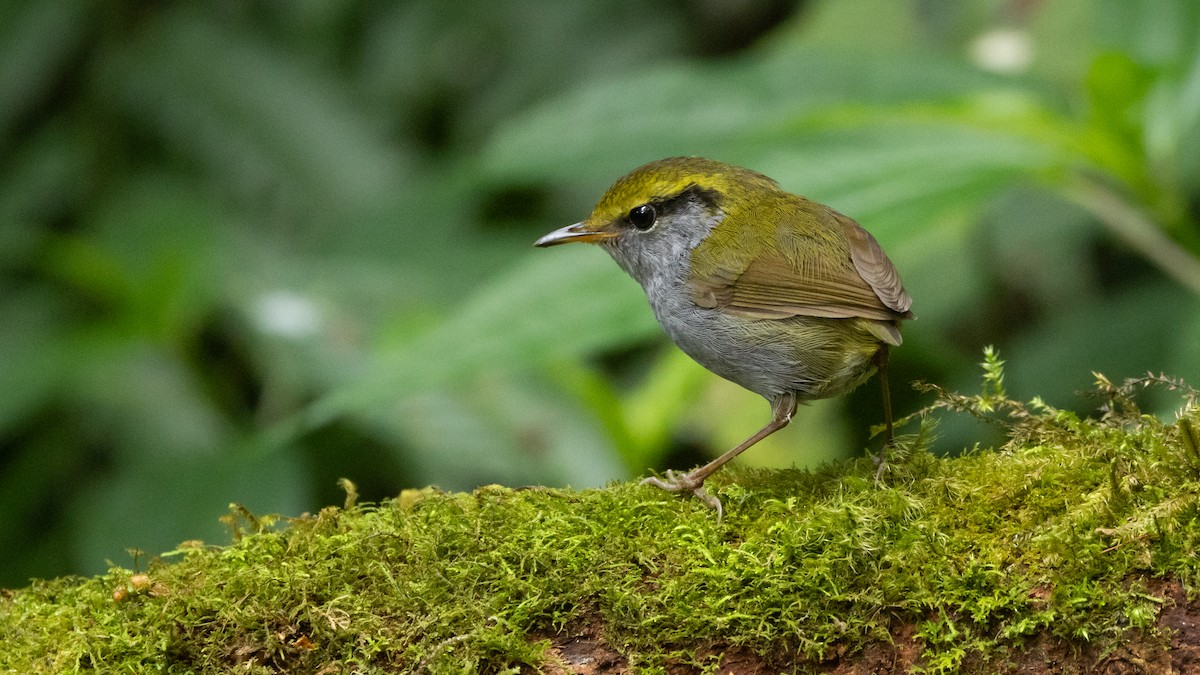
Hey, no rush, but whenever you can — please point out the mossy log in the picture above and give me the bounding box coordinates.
[3,384,1200,673]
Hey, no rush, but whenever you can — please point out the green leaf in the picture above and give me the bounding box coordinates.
[97,9,408,216]
[1003,280,1198,410]
[67,441,310,576]
[305,246,659,428]
[480,46,1015,184]
[0,0,89,143]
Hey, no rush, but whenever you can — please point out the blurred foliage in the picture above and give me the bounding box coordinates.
[0,0,1198,585]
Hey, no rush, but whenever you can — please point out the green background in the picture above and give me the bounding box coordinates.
[1,0,1198,586]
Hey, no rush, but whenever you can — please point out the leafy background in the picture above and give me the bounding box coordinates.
[1,0,1197,585]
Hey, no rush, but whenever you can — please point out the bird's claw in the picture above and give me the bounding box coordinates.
[691,486,723,522]
[640,469,701,492]
[640,470,724,522]
[872,441,892,484]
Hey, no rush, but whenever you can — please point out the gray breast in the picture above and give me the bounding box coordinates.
[648,285,881,402]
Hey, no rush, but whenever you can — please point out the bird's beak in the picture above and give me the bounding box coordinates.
[534,221,616,247]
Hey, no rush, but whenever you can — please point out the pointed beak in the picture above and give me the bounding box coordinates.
[534,222,616,247]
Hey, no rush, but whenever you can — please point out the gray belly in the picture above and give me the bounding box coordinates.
[651,298,881,402]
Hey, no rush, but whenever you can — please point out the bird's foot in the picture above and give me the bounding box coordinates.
[872,442,891,484]
[641,470,723,522]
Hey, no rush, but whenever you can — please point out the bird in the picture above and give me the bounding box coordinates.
[535,157,913,516]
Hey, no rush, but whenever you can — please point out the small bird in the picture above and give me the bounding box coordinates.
[535,157,913,516]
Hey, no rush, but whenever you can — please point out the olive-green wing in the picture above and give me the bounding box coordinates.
[689,207,913,327]
[835,210,912,317]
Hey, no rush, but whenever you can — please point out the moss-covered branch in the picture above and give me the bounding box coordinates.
[3,373,1200,673]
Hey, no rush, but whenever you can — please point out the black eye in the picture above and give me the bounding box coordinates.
[628,204,656,230]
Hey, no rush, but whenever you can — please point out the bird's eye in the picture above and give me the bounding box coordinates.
[628,204,656,230]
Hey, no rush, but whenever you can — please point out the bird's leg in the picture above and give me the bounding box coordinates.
[873,345,894,482]
[642,391,798,519]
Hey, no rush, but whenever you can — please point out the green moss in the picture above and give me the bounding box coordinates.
[2,366,1199,673]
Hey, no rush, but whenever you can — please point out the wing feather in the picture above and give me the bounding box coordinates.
[689,205,913,331]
